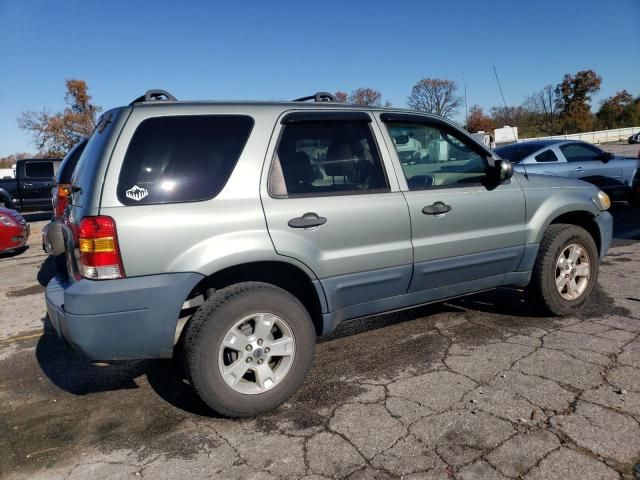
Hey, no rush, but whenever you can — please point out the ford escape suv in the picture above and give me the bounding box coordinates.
[46,90,613,417]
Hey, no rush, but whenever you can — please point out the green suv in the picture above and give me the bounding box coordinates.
[45,90,613,417]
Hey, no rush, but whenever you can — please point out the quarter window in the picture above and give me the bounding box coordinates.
[385,122,488,190]
[117,115,253,205]
[25,162,54,178]
[534,149,559,163]
[269,121,389,197]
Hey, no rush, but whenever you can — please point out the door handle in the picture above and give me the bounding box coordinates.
[573,166,584,172]
[422,202,452,215]
[288,212,327,229]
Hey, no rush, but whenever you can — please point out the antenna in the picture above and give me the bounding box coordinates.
[462,72,469,130]
[493,65,528,178]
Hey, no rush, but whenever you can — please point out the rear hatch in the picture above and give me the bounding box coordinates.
[63,107,132,280]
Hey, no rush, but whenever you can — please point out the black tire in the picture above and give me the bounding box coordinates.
[528,224,599,316]
[183,281,315,417]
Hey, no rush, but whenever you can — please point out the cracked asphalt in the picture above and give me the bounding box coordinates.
[1,205,640,480]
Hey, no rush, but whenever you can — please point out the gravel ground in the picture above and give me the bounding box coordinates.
[0,205,639,480]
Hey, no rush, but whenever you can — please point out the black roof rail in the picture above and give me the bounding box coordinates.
[293,92,336,103]
[129,89,177,105]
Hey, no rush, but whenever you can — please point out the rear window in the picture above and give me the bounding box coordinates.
[25,161,54,178]
[494,143,542,163]
[117,115,253,205]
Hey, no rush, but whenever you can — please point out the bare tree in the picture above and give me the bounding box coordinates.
[523,85,556,134]
[18,79,101,156]
[334,91,348,103]
[407,79,462,118]
[348,87,384,106]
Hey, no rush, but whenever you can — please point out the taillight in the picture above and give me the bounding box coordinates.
[78,216,125,280]
[54,184,72,219]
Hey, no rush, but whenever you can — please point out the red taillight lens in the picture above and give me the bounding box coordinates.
[78,216,125,280]
[54,184,71,219]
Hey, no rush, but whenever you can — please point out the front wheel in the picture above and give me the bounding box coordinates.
[528,224,599,316]
[183,282,316,417]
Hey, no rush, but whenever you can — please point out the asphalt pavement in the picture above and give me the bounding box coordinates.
[1,205,639,480]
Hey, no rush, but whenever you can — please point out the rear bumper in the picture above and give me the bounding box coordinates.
[45,272,204,360]
[595,211,613,259]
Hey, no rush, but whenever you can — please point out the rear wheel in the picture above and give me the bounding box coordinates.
[183,282,315,417]
[528,224,599,316]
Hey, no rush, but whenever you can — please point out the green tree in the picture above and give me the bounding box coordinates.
[554,70,601,133]
[18,79,101,156]
[597,90,640,128]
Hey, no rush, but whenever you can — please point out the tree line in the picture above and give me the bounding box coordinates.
[4,71,638,162]
[339,70,639,137]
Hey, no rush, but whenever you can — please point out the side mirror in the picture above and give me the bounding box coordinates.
[601,152,614,163]
[496,159,514,181]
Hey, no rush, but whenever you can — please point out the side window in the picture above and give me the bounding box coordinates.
[560,143,602,162]
[534,149,559,163]
[385,122,488,190]
[269,121,389,197]
[117,115,253,205]
[25,162,54,178]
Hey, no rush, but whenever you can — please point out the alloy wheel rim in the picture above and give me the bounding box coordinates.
[218,313,295,395]
[555,243,591,301]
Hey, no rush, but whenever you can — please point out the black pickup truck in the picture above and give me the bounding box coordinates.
[0,158,62,211]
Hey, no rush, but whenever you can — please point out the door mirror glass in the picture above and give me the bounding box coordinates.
[496,159,514,181]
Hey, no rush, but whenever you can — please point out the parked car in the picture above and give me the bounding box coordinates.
[0,187,13,209]
[46,90,613,417]
[0,207,29,255]
[42,139,88,255]
[628,132,640,144]
[495,140,640,204]
[0,158,62,211]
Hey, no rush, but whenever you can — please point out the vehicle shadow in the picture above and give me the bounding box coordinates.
[36,254,64,286]
[610,202,640,243]
[35,316,214,416]
[0,245,29,259]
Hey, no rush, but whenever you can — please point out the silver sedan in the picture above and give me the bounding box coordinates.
[495,139,639,203]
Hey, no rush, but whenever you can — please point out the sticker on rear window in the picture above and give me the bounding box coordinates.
[125,185,148,201]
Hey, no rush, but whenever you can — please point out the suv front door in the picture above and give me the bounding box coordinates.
[261,111,413,319]
[379,113,526,298]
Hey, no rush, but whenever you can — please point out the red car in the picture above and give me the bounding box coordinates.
[0,208,29,254]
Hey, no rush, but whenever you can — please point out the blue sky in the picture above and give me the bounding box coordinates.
[1,0,638,156]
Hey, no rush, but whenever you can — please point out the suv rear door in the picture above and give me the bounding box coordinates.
[261,111,413,317]
[378,113,526,296]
